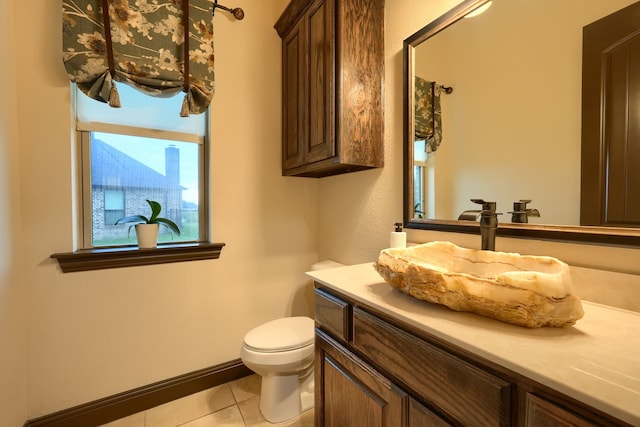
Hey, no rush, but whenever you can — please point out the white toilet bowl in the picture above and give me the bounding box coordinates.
[240,316,315,423]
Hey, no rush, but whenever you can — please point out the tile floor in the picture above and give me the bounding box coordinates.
[99,374,314,427]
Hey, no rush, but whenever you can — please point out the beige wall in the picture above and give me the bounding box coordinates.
[317,0,640,287]
[0,0,27,426]
[3,0,640,424]
[14,0,320,419]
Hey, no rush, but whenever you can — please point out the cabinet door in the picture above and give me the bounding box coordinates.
[409,398,452,427]
[305,0,334,165]
[526,394,599,427]
[282,17,305,171]
[281,0,333,173]
[316,332,407,427]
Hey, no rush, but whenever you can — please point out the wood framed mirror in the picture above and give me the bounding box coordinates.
[403,0,640,246]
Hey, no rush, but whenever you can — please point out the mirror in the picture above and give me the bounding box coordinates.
[403,0,640,246]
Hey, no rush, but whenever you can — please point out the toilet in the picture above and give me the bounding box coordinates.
[240,316,315,423]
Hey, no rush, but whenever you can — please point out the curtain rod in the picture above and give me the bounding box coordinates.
[213,0,245,20]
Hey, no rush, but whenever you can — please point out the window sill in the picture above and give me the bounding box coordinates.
[51,242,225,273]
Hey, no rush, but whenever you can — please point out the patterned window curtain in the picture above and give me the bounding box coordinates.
[62,0,214,117]
[414,76,442,152]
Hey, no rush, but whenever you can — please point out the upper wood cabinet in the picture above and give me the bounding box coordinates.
[274,0,384,177]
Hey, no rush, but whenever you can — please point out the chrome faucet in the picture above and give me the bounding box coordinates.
[460,199,500,250]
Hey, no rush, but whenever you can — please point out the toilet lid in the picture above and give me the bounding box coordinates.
[244,317,314,353]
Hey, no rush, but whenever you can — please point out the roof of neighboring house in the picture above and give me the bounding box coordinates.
[91,138,182,189]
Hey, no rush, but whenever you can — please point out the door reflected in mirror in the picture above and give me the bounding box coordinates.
[406,0,638,227]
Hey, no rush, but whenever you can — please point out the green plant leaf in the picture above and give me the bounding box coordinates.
[155,218,181,235]
[147,199,162,222]
[115,200,180,237]
[114,215,149,225]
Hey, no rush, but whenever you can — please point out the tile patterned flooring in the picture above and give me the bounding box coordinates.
[99,374,314,427]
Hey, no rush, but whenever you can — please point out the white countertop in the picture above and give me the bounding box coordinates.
[307,263,640,426]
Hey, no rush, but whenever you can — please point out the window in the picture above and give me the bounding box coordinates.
[75,83,209,249]
[413,139,436,219]
[413,165,425,218]
[54,1,223,271]
[104,189,124,226]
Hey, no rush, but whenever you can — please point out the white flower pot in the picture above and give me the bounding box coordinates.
[135,223,159,248]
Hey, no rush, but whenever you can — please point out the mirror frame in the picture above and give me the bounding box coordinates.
[403,0,640,247]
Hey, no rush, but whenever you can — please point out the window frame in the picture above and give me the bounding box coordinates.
[78,123,209,249]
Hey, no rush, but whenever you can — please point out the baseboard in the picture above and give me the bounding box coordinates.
[24,359,252,427]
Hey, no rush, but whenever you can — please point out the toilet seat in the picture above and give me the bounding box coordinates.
[243,316,314,353]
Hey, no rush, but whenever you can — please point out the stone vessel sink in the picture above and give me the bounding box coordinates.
[374,241,584,328]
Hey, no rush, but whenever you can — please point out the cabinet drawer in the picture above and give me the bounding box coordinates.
[353,307,512,427]
[314,288,350,342]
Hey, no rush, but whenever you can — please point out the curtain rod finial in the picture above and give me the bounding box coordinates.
[213,2,245,20]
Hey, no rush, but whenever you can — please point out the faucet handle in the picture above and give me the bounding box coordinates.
[471,199,496,211]
[511,199,532,212]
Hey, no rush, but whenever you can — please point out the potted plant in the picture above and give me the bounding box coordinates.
[115,199,181,248]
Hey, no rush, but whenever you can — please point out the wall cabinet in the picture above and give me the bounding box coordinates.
[314,286,631,426]
[274,0,384,177]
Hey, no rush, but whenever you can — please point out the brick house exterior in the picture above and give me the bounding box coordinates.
[91,139,183,241]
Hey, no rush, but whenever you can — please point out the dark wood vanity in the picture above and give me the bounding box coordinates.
[274,0,384,178]
[313,284,633,426]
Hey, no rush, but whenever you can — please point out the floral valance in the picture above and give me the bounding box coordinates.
[414,76,442,152]
[62,0,215,116]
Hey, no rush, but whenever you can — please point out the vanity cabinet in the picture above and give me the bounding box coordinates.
[274,0,384,178]
[313,286,631,426]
